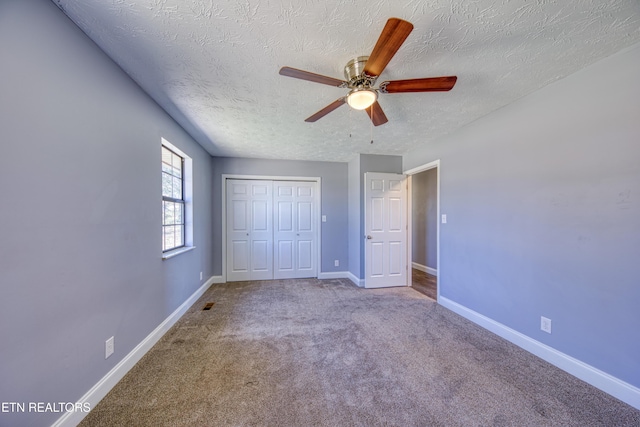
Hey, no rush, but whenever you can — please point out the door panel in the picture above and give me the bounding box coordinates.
[278,186,293,196]
[371,197,384,231]
[226,180,273,281]
[273,181,317,279]
[248,182,272,279]
[231,241,249,273]
[389,241,402,275]
[365,172,407,288]
[371,178,384,191]
[226,182,251,281]
[252,200,269,231]
[389,198,402,231]
[252,240,270,273]
[297,240,313,270]
[230,182,247,195]
[371,242,384,277]
[274,198,295,275]
[298,186,312,197]
[232,200,248,230]
[277,201,293,231]
[277,240,294,271]
[298,202,313,232]
[253,184,269,196]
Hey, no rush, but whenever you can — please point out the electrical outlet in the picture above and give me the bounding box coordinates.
[105,336,114,359]
[334,260,339,267]
[541,316,552,334]
[200,271,203,281]
[441,214,447,224]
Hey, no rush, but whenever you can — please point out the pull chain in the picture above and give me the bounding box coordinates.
[349,104,352,138]
[370,108,374,144]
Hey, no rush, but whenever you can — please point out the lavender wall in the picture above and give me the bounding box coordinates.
[404,44,640,391]
[0,1,215,425]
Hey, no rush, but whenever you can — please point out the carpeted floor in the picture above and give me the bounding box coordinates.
[80,278,640,426]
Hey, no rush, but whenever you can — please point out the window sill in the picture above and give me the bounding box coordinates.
[162,246,196,260]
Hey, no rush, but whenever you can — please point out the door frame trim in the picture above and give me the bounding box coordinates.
[222,174,322,282]
[404,160,440,301]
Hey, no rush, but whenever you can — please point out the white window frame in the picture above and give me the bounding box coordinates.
[161,138,195,259]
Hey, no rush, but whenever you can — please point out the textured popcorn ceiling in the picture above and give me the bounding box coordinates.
[53,0,640,162]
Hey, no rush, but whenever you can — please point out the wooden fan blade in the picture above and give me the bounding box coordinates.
[365,101,388,126]
[380,76,457,93]
[279,67,346,87]
[363,18,414,78]
[305,98,346,122]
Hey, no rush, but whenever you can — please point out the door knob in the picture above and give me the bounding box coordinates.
[366,235,372,239]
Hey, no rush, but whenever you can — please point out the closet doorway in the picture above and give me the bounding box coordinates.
[224,176,320,282]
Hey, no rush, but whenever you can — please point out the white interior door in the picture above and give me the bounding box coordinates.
[364,172,407,288]
[226,180,273,281]
[273,181,317,279]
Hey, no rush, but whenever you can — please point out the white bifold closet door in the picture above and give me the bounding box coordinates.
[273,181,316,279]
[226,179,317,282]
[226,180,273,281]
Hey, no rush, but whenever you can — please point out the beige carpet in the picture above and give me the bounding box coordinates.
[80,278,640,426]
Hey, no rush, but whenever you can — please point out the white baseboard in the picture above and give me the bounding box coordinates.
[211,275,225,284]
[53,276,217,427]
[318,271,348,280]
[411,262,437,276]
[439,296,640,410]
[317,271,364,287]
[348,271,365,287]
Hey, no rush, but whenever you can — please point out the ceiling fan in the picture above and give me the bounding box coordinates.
[279,18,457,126]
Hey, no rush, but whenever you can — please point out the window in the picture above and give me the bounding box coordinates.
[161,139,193,258]
[162,145,185,252]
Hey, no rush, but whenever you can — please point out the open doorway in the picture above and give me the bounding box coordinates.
[406,161,439,300]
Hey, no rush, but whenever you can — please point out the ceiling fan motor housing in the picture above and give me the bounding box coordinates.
[344,56,376,88]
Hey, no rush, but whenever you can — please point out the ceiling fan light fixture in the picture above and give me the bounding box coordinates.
[346,88,377,110]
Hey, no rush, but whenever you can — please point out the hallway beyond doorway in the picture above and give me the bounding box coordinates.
[411,268,437,300]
